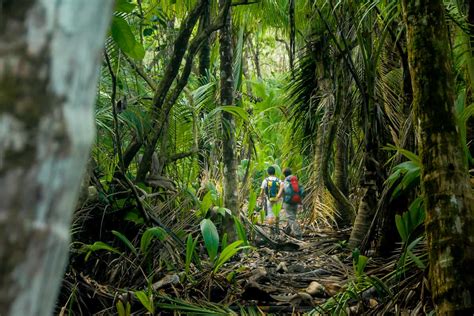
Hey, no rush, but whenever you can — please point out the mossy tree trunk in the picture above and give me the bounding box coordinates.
[0,1,113,315]
[219,0,238,237]
[402,0,474,313]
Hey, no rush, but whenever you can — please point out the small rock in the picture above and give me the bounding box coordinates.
[276,262,288,273]
[348,305,359,315]
[369,298,378,308]
[325,283,342,296]
[305,281,326,296]
[152,274,179,290]
[288,263,306,273]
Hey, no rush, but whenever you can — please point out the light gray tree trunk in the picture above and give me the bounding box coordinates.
[0,1,113,315]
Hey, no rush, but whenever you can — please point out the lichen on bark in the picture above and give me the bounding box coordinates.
[0,1,113,315]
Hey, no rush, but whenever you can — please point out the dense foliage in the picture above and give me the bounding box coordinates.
[55,0,473,314]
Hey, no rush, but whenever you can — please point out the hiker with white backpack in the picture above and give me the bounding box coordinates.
[258,166,282,224]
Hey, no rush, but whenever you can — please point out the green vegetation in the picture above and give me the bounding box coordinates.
[61,0,473,314]
[1,0,473,315]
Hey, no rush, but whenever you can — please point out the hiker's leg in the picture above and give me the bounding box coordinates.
[284,204,300,236]
[283,203,295,233]
[266,200,275,223]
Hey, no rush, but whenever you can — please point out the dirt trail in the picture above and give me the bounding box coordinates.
[233,225,352,314]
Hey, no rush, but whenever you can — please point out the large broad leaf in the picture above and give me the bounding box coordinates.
[115,0,135,13]
[200,219,219,262]
[199,191,213,217]
[111,16,145,60]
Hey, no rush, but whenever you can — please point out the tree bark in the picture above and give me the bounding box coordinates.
[198,0,211,77]
[321,70,355,225]
[219,0,238,237]
[136,0,233,182]
[402,0,474,313]
[0,1,113,315]
[136,0,206,182]
[289,0,295,73]
[334,122,351,227]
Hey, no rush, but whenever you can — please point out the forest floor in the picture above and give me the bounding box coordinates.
[60,212,429,315]
[232,225,351,314]
[222,221,429,315]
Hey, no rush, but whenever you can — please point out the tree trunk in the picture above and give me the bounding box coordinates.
[136,0,206,182]
[219,0,238,236]
[289,0,295,73]
[0,1,113,315]
[334,122,351,227]
[402,0,474,313]
[198,0,211,77]
[348,9,386,249]
[321,70,355,223]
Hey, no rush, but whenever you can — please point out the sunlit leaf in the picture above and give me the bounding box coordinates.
[111,16,145,60]
[115,0,135,13]
[200,219,219,262]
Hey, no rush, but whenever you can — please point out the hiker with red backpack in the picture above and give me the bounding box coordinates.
[259,166,282,224]
[277,167,304,237]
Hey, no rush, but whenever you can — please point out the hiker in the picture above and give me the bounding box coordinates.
[259,166,282,224]
[277,167,304,237]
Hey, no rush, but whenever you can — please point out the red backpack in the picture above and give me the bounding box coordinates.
[283,176,303,204]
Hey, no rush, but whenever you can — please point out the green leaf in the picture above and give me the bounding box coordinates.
[395,214,408,242]
[221,233,228,251]
[111,16,145,60]
[140,227,168,254]
[124,210,145,225]
[407,249,426,269]
[135,291,154,313]
[247,191,257,215]
[115,0,135,13]
[81,241,120,261]
[355,255,368,276]
[214,240,245,273]
[116,301,126,316]
[368,275,392,297]
[143,28,154,37]
[216,207,232,217]
[199,191,213,217]
[234,217,249,246]
[185,234,198,275]
[208,106,250,122]
[200,219,219,262]
[112,230,137,255]
[384,144,421,166]
[409,197,425,229]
